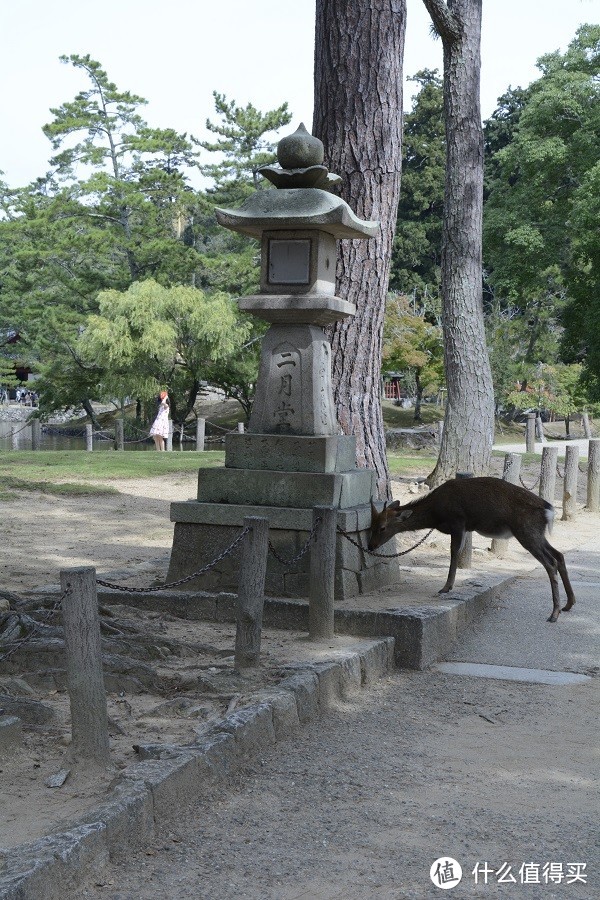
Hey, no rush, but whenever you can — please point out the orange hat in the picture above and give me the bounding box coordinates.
[159,390,168,399]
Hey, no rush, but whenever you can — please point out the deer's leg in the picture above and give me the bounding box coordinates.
[547,542,576,612]
[515,534,562,622]
[439,528,465,594]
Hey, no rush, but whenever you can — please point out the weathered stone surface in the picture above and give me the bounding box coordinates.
[0,715,22,751]
[169,500,370,530]
[214,187,379,240]
[238,293,355,325]
[249,324,337,436]
[166,514,401,600]
[224,433,357,473]
[196,468,375,509]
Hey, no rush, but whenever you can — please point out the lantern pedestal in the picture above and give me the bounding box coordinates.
[166,125,403,601]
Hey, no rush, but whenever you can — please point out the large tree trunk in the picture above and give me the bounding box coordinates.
[422,0,495,485]
[313,0,406,500]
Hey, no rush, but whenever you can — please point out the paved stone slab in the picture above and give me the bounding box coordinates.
[434,662,592,685]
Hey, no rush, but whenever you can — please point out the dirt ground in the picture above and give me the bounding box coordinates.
[0,464,596,858]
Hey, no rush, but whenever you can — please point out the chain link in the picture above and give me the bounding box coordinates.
[268,517,322,566]
[520,474,541,491]
[96,525,251,593]
[337,526,435,559]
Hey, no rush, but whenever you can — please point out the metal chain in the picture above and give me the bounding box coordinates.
[0,591,69,662]
[95,525,251,593]
[268,517,322,566]
[520,474,541,491]
[337,526,435,559]
[555,463,564,480]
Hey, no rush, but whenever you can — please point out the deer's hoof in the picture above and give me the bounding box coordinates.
[438,587,451,595]
[562,602,574,612]
[547,613,559,623]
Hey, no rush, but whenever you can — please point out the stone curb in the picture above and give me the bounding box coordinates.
[0,637,394,900]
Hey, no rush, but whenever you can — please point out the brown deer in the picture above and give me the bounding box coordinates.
[369,477,575,623]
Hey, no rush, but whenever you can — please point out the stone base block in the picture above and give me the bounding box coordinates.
[167,501,401,600]
[225,433,357,473]
[196,467,375,509]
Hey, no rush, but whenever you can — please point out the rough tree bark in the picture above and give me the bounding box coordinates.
[313,0,407,500]
[421,0,495,485]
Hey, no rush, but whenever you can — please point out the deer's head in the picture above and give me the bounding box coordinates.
[368,499,414,550]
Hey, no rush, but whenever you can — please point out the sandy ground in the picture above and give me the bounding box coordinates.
[0,467,597,860]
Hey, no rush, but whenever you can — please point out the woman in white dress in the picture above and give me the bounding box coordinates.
[149,391,170,450]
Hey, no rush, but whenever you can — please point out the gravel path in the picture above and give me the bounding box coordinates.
[71,548,599,900]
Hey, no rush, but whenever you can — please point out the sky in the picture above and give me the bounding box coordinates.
[1,0,599,188]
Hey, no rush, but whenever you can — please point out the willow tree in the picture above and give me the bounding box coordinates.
[422,0,495,484]
[313,0,407,499]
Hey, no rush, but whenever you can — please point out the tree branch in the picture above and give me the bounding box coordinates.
[421,0,461,43]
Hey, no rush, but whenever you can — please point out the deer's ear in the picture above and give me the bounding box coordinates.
[389,500,401,511]
[370,499,379,518]
[397,509,413,522]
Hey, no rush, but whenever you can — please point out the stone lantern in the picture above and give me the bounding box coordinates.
[166,125,400,599]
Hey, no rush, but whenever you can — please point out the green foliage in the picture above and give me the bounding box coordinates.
[77,279,250,423]
[390,70,444,303]
[199,91,291,204]
[383,293,444,420]
[484,26,600,397]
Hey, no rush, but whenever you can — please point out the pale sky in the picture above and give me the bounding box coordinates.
[1,0,598,188]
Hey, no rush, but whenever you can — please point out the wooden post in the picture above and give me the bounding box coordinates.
[196,417,205,451]
[436,420,443,445]
[535,414,545,443]
[562,444,579,521]
[31,419,41,451]
[85,423,93,452]
[491,453,522,557]
[59,567,110,767]
[237,421,245,433]
[166,421,173,451]
[587,439,600,512]
[526,413,536,453]
[9,425,18,450]
[539,446,558,504]
[456,473,473,569]
[115,419,124,451]
[582,411,592,439]
[234,517,269,672]
[309,506,337,639]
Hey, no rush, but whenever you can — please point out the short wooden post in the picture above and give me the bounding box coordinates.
[562,444,579,521]
[234,517,269,672]
[582,411,592,439]
[491,453,522,557]
[539,446,558,504]
[31,419,41,451]
[526,413,536,453]
[115,419,125,451]
[9,425,17,450]
[237,421,245,434]
[587,439,600,512]
[309,506,337,639]
[166,421,173,451]
[456,473,473,569]
[85,423,93,451]
[196,417,205,451]
[59,567,110,767]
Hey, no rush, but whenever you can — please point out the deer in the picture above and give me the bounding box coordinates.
[369,476,576,623]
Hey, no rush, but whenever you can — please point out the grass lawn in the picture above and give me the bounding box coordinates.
[0,450,226,496]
